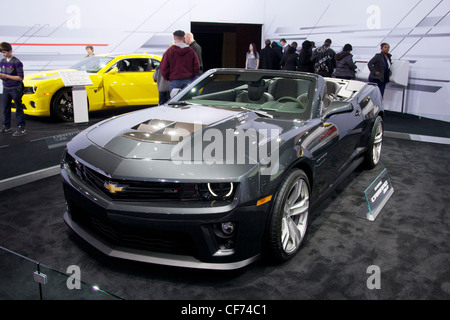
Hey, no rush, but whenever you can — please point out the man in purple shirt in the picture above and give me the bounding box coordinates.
[0,42,26,136]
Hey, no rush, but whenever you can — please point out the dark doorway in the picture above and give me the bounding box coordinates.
[191,22,262,72]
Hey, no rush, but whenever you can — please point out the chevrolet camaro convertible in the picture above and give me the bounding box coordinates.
[20,53,161,121]
[61,69,384,270]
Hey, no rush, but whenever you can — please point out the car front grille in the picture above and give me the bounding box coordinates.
[64,152,201,202]
[90,217,196,256]
[67,200,196,257]
[83,165,190,201]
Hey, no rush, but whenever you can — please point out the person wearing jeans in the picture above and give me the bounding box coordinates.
[160,30,199,97]
[0,42,26,136]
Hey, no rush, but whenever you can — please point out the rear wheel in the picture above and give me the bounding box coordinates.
[51,88,74,122]
[364,116,383,169]
[265,169,310,262]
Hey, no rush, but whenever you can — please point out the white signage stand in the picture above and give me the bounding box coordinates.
[59,71,93,123]
[389,60,410,113]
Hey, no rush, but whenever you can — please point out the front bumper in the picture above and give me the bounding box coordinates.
[20,93,52,117]
[63,212,259,270]
[61,164,271,270]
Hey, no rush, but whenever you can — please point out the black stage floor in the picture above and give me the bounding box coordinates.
[0,106,449,301]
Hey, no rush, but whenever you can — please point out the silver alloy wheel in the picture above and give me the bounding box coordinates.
[372,120,383,165]
[281,178,309,254]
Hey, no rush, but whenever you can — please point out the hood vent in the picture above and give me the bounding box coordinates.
[123,119,206,144]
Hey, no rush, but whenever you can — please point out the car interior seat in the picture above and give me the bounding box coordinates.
[130,59,144,72]
[326,80,341,98]
[236,80,274,104]
[322,81,341,112]
[117,60,128,72]
[268,78,310,101]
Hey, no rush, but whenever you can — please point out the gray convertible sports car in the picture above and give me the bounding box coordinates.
[61,68,384,270]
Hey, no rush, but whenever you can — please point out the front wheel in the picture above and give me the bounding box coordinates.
[363,116,383,169]
[51,88,74,122]
[265,169,310,263]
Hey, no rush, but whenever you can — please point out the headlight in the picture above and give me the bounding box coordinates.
[198,182,235,200]
[23,86,37,94]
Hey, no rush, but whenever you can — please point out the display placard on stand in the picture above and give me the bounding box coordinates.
[59,71,93,123]
[358,168,394,221]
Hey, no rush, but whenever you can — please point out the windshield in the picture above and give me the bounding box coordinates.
[70,56,115,73]
[172,70,316,120]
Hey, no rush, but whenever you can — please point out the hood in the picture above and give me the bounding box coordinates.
[335,51,352,61]
[85,104,296,162]
[171,44,193,56]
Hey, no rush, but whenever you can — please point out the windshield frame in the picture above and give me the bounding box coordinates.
[171,69,318,121]
[70,56,115,73]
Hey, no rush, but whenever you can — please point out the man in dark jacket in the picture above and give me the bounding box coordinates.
[311,38,336,77]
[185,32,203,74]
[271,41,282,70]
[160,30,200,93]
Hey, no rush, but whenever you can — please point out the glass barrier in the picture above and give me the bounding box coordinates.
[0,245,122,300]
[0,246,41,300]
[39,264,121,300]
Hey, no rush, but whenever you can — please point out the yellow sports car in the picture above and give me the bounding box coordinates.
[20,53,162,122]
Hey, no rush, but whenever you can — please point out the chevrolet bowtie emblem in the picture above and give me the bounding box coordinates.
[104,181,126,194]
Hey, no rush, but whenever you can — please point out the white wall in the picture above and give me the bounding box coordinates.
[2,0,450,122]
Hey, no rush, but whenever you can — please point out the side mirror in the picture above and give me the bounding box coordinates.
[108,67,119,74]
[170,88,181,98]
[322,101,353,120]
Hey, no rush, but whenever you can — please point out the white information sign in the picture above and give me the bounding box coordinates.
[59,71,93,86]
[59,71,92,123]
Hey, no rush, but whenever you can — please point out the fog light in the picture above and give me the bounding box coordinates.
[30,101,36,108]
[221,222,235,235]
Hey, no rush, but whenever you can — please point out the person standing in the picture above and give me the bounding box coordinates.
[280,38,290,54]
[245,43,259,69]
[271,41,282,69]
[368,43,392,97]
[259,39,277,70]
[160,30,200,94]
[311,38,336,77]
[185,32,203,75]
[153,64,170,105]
[297,40,314,73]
[334,44,357,80]
[0,42,26,136]
[85,45,94,58]
[280,46,298,71]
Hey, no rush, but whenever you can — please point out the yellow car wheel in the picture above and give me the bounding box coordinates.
[51,88,74,122]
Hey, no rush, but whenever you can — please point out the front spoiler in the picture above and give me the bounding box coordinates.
[64,211,260,271]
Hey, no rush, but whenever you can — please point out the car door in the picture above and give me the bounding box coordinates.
[326,100,364,183]
[103,58,159,107]
[310,100,364,196]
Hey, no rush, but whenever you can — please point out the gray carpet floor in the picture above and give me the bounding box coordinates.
[0,137,449,301]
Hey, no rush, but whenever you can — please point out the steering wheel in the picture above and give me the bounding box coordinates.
[277,96,306,110]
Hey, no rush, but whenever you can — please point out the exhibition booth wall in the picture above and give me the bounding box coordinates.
[1,0,449,121]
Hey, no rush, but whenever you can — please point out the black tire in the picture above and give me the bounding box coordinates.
[51,88,74,122]
[363,116,383,169]
[265,169,310,263]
